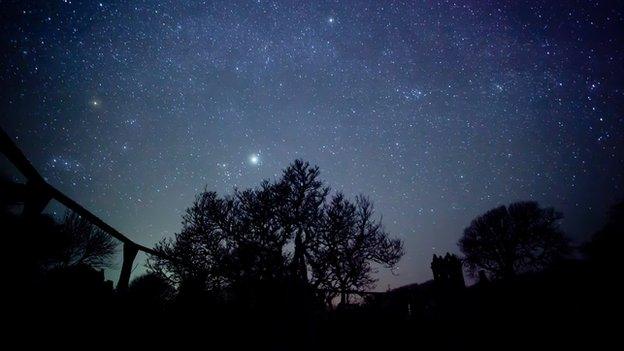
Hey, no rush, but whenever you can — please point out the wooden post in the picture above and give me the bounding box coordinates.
[117,243,138,291]
[22,181,52,217]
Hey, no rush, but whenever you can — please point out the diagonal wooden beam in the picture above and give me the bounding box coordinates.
[0,127,46,184]
[1,126,172,289]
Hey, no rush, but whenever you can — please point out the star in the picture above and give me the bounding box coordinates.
[2,0,622,290]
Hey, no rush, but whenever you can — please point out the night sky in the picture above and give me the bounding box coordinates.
[1,1,623,288]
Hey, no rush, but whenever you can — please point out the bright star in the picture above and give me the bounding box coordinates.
[249,154,259,165]
[328,17,334,24]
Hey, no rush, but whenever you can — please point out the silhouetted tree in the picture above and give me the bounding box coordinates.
[310,194,403,304]
[1,179,117,313]
[148,160,402,310]
[2,182,117,275]
[459,201,569,280]
[54,211,118,269]
[148,183,293,292]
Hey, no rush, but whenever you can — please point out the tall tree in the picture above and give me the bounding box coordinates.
[148,160,402,306]
[310,194,403,304]
[459,201,569,280]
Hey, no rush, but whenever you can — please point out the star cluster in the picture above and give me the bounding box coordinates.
[1,1,623,286]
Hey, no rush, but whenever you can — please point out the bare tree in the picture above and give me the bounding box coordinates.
[459,201,569,280]
[148,183,293,290]
[310,194,403,304]
[148,160,402,306]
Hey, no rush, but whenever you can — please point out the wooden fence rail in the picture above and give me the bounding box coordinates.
[0,126,169,290]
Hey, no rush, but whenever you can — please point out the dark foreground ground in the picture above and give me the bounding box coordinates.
[5,258,618,350]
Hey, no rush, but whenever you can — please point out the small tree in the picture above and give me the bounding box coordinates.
[310,194,403,304]
[459,201,569,280]
[56,211,118,269]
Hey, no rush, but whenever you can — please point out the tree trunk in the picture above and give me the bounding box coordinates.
[292,231,307,283]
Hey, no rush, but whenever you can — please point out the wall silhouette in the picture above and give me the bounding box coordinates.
[431,253,465,290]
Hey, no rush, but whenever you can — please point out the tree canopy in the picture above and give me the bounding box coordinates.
[148,160,403,304]
[459,201,569,280]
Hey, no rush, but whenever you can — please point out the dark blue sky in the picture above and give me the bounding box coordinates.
[1,0,623,288]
